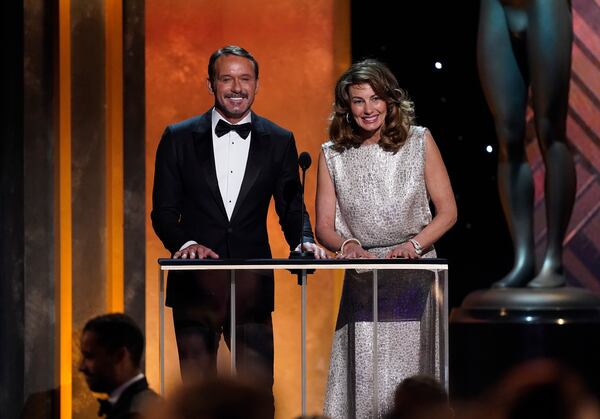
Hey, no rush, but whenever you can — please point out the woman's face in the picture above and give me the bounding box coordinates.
[348,83,387,140]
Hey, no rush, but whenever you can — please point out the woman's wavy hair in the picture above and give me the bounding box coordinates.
[329,59,414,153]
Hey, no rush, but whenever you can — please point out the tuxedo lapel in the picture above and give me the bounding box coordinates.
[192,114,228,221]
[107,377,149,418]
[230,113,268,222]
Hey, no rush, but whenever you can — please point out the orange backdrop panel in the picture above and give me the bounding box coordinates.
[145,1,349,416]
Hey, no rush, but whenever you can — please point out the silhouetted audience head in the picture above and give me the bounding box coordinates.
[386,375,453,419]
[160,376,272,419]
[474,359,600,419]
[79,313,145,393]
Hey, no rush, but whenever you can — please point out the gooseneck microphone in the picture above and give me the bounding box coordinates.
[298,152,311,253]
[290,151,315,259]
[299,151,312,171]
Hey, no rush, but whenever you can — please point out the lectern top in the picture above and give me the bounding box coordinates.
[158,258,449,271]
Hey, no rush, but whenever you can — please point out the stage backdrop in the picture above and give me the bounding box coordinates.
[144,1,350,417]
[9,1,600,419]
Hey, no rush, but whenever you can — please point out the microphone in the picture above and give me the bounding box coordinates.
[289,151,315,260]
[298,152,312,171]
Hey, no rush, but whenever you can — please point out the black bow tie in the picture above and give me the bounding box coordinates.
[215,119,252,139]
[97,398,112,417]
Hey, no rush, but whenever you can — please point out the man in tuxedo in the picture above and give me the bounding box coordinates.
[79,313,160,419]
[151,45,325,404]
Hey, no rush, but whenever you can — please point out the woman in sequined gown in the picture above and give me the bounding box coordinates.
[315,60,457,418]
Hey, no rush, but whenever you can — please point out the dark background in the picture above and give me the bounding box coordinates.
[351,1,514,309]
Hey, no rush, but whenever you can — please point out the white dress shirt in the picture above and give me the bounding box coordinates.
[179,108,251,251]
[108,372,145,405]
[211,108,252,219]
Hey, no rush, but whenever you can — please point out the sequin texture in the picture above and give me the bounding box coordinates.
[322,126,442,418]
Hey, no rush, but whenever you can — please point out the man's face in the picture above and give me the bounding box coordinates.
[208,55,258,123]
[78,331,118,393]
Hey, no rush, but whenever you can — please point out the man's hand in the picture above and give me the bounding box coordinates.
[294,242,329,259]
[173,244,219,259]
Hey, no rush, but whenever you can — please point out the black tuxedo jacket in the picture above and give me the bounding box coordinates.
[105,377,159,419]
[151,110,313,312]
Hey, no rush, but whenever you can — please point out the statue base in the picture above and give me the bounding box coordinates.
[450,287,600,400]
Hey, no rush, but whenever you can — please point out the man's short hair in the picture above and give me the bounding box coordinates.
[83,313,144,367]
[208,45,259,84]
[388,375,449,419]
[168,376,272,419]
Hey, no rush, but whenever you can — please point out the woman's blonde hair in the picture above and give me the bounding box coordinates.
[329,59,415,153]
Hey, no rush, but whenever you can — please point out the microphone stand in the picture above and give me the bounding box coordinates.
[289,160,315,261]
[287,152,315,418]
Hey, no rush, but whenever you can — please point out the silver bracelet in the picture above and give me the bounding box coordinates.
[409,238,423,256]
[336,238,362,256]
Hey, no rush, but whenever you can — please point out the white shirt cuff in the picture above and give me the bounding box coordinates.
[179,240,198,251]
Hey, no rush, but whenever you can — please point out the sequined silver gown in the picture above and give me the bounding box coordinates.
[322,126,440,419]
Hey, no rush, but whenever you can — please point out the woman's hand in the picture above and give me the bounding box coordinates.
[337,242,376,259]
[385,242,420,259]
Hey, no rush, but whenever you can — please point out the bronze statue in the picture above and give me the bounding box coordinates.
[477,0,576,288]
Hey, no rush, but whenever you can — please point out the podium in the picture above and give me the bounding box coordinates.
[450,287,600,401]
[158,258,449,417]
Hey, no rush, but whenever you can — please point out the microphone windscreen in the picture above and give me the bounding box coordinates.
[298,152,312,170]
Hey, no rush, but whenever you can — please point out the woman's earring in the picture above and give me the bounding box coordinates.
[346,113,351,124]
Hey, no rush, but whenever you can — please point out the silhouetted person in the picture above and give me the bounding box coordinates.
[20,389,59,419]
[385,375,454,419]
[79,313,160,419]
[157,376,272,419]
[472,359,600,419]
[478,0,576,288]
